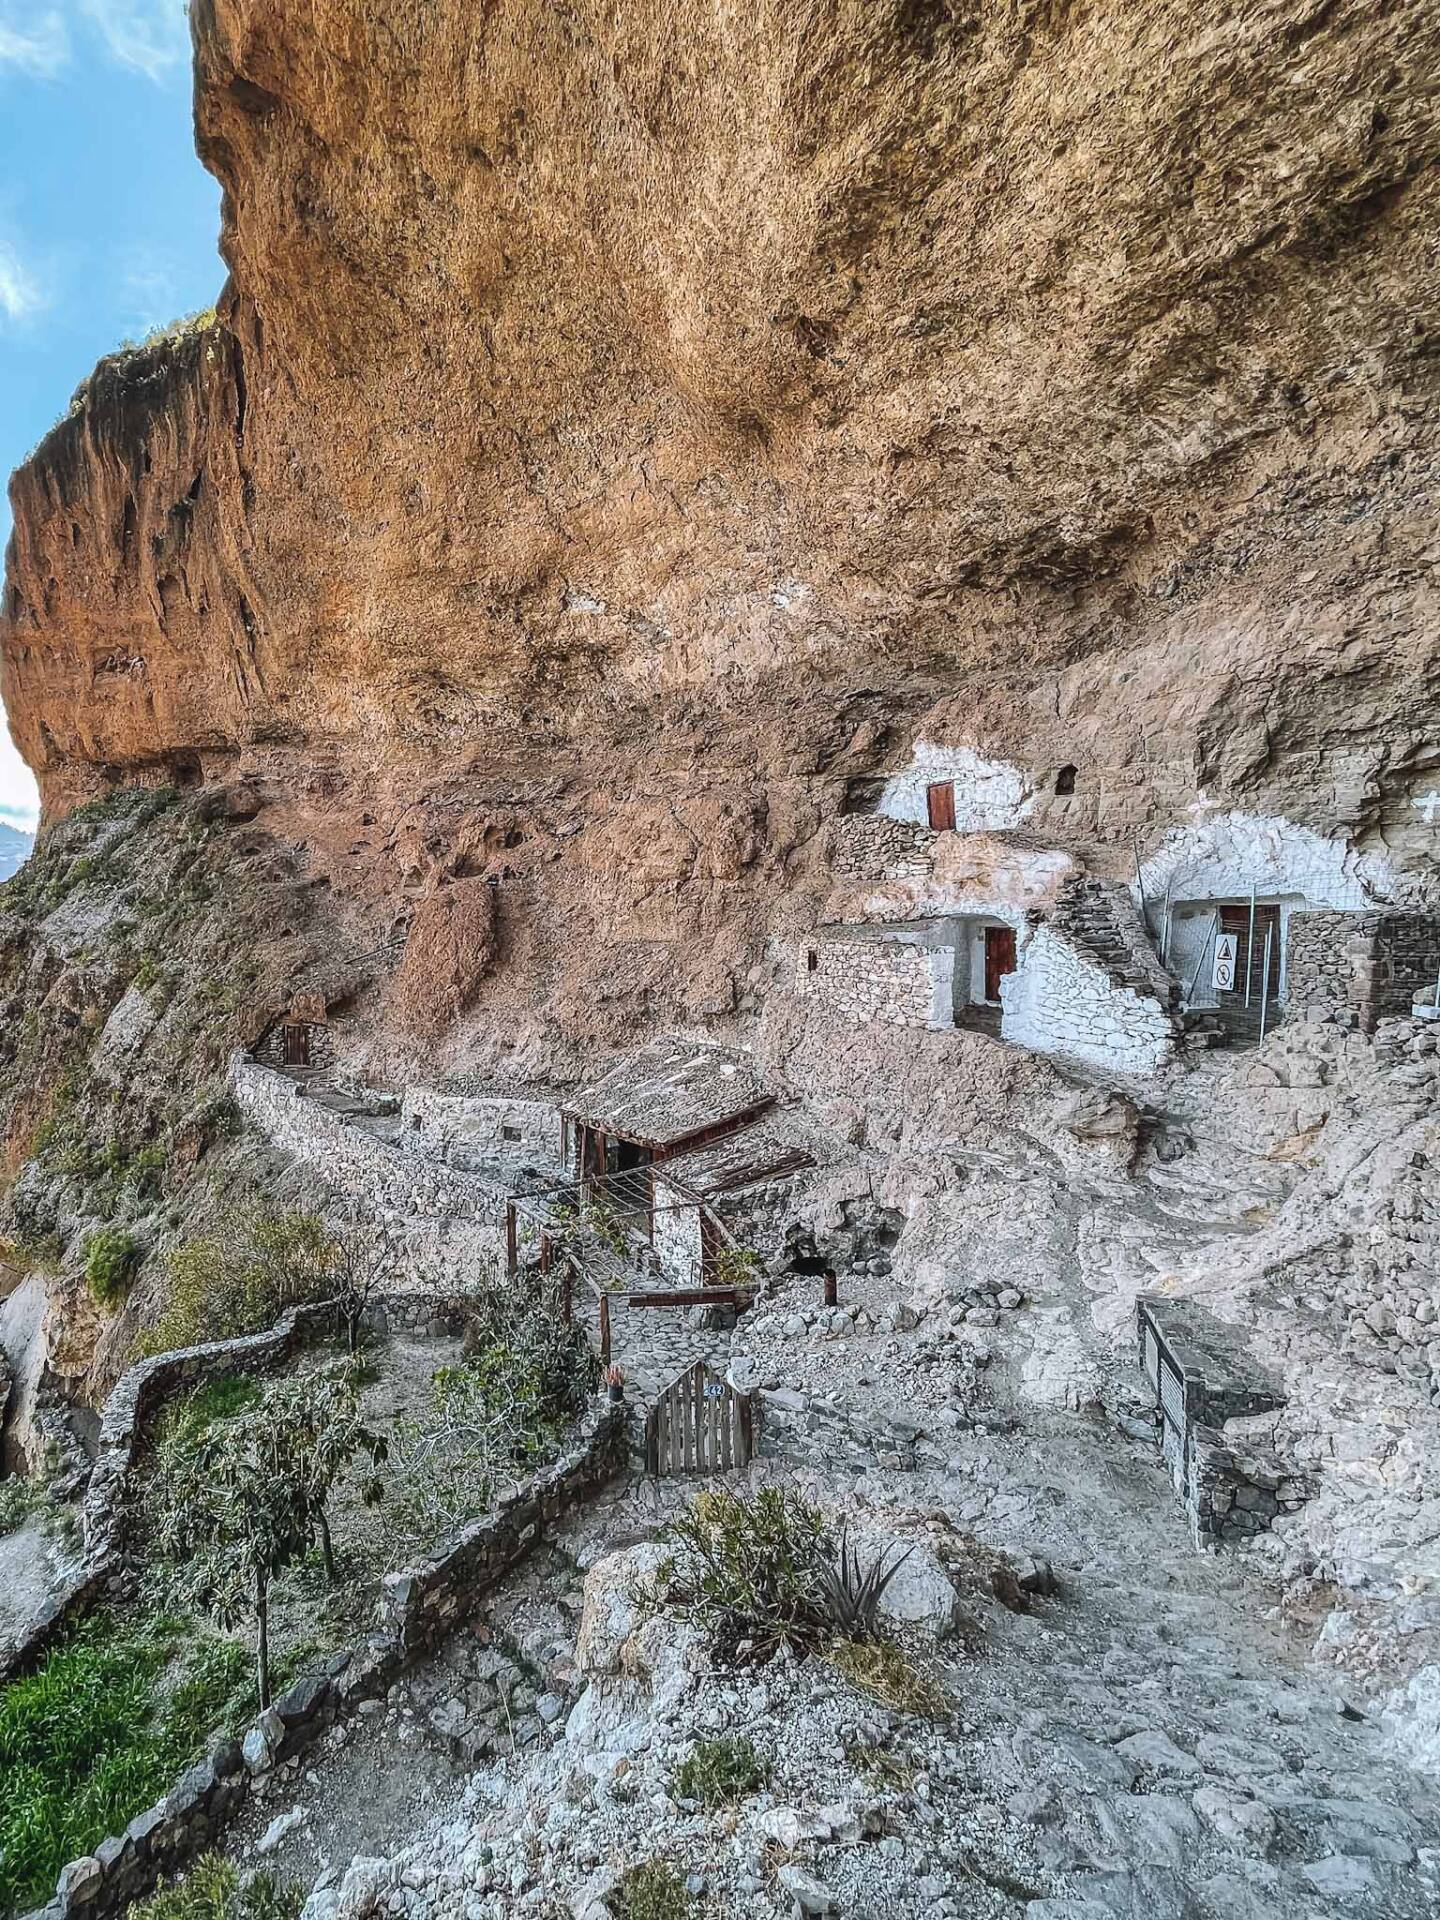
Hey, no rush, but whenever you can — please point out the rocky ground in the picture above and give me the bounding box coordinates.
[222,1420,1440,1920]
[184,1006,1439,1920]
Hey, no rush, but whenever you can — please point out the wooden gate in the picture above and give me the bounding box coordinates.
[645,1360,753,1477]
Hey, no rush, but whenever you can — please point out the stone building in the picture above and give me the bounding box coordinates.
[808,796,1180,1074]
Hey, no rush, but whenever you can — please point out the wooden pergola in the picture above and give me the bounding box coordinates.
[505,1165,760,1367]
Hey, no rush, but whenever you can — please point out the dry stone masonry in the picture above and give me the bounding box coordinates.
[1288,910,1440,1030]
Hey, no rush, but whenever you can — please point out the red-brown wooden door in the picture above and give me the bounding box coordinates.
[283,1023,311,1068]
[926,781,957,831]
[984,926,1017,1002]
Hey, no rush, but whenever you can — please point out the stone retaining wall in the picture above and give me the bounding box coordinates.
[1188,1421,1317,1548]
[825,815,936,885]
[0,1301,339,1685]
[26,1403,625,1920]
[231,1057,512,1286]
[1,1291,474,1685]
[755,1385,922,1472]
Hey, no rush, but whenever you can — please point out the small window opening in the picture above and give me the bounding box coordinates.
[1055,764,1077,796]
[501,1124,521,1142]
[410,1114,421,1131]
[806,949,819,973]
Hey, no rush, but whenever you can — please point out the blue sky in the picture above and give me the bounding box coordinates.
[0,1,222,829]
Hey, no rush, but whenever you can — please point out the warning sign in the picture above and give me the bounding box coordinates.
[1212,933,1239,992]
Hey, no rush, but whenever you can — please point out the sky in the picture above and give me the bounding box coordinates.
[0,0,223,831]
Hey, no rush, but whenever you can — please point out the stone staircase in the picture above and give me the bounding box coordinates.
[1050,876,1180,1013]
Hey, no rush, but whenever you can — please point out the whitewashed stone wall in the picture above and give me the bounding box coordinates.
[794,936,948,1029]
[1139,812,1396,1012]
[1001,927,1176,1074]
[401,1086,562,1165]
[652,1183,703,1287]
[878,743,1035,831]
[1141,811,1390,918]
[232,1058,507,1287]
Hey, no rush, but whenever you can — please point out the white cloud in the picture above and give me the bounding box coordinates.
[0,8,70,77]
[79,1,190,83]
[0,235,45,322]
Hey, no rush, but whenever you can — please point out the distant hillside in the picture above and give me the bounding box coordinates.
[0,823,34,882]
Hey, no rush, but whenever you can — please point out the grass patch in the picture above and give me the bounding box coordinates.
[671,1734,770,1808]
[828,1638,951,1721]
[152,1375,262,1453]
[0,1475,43,1539]
[131,1854,302,1920]
[845,1738,917,1792]
[612,1862,694,1920]
[0,1614,264,1916]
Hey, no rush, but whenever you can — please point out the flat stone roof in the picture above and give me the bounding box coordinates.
[658,1109,821,1199]
[560,1038,776,1148]
[1139,1295,1283,1416]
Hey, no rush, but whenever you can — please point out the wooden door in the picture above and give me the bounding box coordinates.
[1218,905,1281,1000]
[282,1023,311,1068]
[644,1360,753,1476]
[926,781,957,831]
[984,926,1017,1002]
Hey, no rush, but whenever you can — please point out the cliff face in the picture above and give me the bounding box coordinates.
[3,0,1438,1063]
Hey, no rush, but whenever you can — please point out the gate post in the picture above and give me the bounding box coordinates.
[505,1201,518,1280]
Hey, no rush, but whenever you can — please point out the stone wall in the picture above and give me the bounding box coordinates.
[1001,926,1177,1075]
[249,1020,335,1072]
[793,934,943,1030]
[1187,1420,1317,1548]
[26,1403,625,1920]
[826,815,936,885]
[651,1188,703,1288]
[1288,910,1440,1030]
[232,1056,509,1286]
[401,1084,563,1166]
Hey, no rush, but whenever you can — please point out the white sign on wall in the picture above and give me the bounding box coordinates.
[1212,933,1239,992]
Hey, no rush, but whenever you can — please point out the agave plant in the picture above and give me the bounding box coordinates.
[810,1526,913,1642]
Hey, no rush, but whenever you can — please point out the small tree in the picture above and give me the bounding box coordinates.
[153,1366,385,1705]
[328,1225,387,1356]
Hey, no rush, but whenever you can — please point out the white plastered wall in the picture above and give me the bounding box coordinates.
[652,1175,703,1286]
[1001,926,1175,1074]
[878,743,1035,830]
[1135,810,1393,1012]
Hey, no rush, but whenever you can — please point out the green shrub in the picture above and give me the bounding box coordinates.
[84,1227,140,1305]
[671,1734,769,1807]
[0,1475,42,1538]
[130,1854,301,1920]
[385,1288,596,1555]
[641,1487,830,1664]
[142,1211,338,1356]
[642,1491,917,1669]
[613,1862,694,1920]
